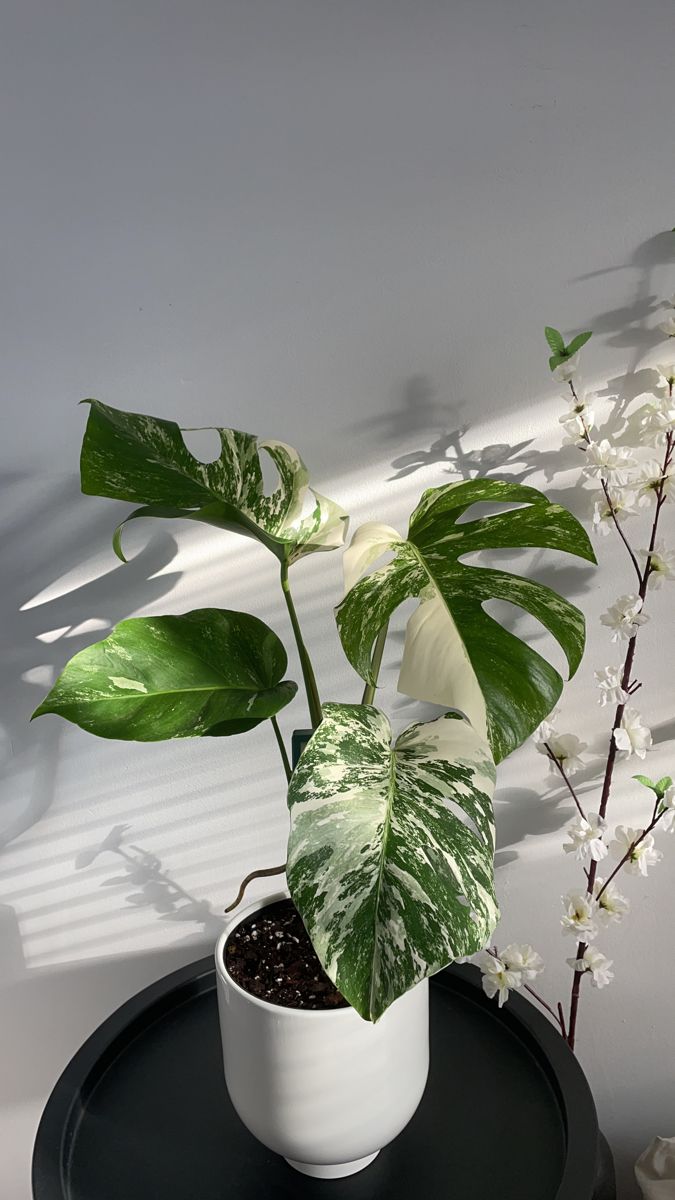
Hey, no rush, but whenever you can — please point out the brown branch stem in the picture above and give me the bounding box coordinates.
[565,426,674,1050]
[545,744,587,819]
[224,865,287,913]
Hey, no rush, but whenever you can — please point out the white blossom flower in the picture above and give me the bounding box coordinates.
[567,946,614,988]
[599,594,648,642]
[610,825,662,875]
[658,311,675,338]
[594,666,629,707]
[639,541,675,588]
[564,813,608,862]
[559,395,595,445]
[583,439,636,481]
[613,707,652,759]
[552,352,581,382]
[560,412,590,446]
[591,489,638,536]
[655,363,675,388]
[560,891,598,940]
[501,944,544,981]
[593,878,630,925]
[634,460,675,507]
[532,712,559,745]
[659,784,675,832]
[474,951,521,1007]
[536,731,587,774]
[638,393,675,446]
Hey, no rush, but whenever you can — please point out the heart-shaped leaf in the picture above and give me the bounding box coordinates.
[80,400,348,564]
[336,479,595,762]
[287,703,497,1021]
[32,609,297,740]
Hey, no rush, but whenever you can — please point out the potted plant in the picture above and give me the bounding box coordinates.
[33,399,595,1176]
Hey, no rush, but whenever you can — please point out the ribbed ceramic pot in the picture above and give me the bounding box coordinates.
[214,891,430,1179]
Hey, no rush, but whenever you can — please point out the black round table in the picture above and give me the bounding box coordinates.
[32,957,615,1200]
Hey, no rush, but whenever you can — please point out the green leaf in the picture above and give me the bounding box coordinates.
[633,773,655,791]
[32,609,297,740]
[336,479,595,763]
[565,331,593,357]
[634,773,673,799]
[548,352,567,372]
[286,703,497,1021]
[80,400,348,564]
[544,326,565,355]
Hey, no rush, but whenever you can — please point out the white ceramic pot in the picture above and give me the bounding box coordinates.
[214,891,430,1178]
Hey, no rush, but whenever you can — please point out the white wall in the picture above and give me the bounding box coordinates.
[2,2,675,1196]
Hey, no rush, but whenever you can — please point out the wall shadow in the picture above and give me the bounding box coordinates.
[77,824,225,941]
[573,230,675,369]
[0,473,181,851]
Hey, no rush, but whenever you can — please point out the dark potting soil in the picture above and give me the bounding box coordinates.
[224,898,349,1011]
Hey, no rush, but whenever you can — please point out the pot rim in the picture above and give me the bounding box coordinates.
[215,889,358,1020]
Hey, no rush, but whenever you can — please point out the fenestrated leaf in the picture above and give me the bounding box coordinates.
[287,703,497,1022]
[336,479,596,763]
[32,609,297,740]
[80,400,348,564]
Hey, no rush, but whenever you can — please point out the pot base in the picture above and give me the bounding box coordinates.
[285,1151,380,1178]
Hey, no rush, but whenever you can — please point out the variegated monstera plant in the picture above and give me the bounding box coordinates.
[34,400,595,1020]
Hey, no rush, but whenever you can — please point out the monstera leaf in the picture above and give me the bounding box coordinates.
[336,479,595,763]
[287,703,497,1021]
[32,609,297,739]
[79,400,348,564]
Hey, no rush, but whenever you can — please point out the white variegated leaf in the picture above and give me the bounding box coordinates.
[342,521,404,593]
[287,702,497,1021]
[336,478,595,762]
[398,591,488,741]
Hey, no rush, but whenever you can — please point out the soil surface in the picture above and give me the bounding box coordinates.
[224,898,349,1010]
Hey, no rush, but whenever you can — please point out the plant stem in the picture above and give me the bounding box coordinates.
[599,478,642,585]
[361,621,389,706]
[522,982,567,1034]
[224,864,287,913]
[271,716,292,782]
[280,560,323,729]
[545,744,588,819]
[595,810,663,903]
[565,425,674,1050]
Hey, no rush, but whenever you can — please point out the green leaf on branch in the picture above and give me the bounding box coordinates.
[286,702,497,1021]
[548,354,564,371]
[565,330,593,357]
[80,400,348,565]
[32,609,297,739]
[633,773,673,799]
[545,327,592,372]
[544,326,565,355]
[336,479,595,763]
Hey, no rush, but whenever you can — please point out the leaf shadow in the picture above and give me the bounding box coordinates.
[0,472,182,852]
[77,824,226,941]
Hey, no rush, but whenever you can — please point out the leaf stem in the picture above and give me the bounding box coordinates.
[224,864,287,913]
[280,561,323,729]
[361,621,389,706]
[271,716,292,782]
